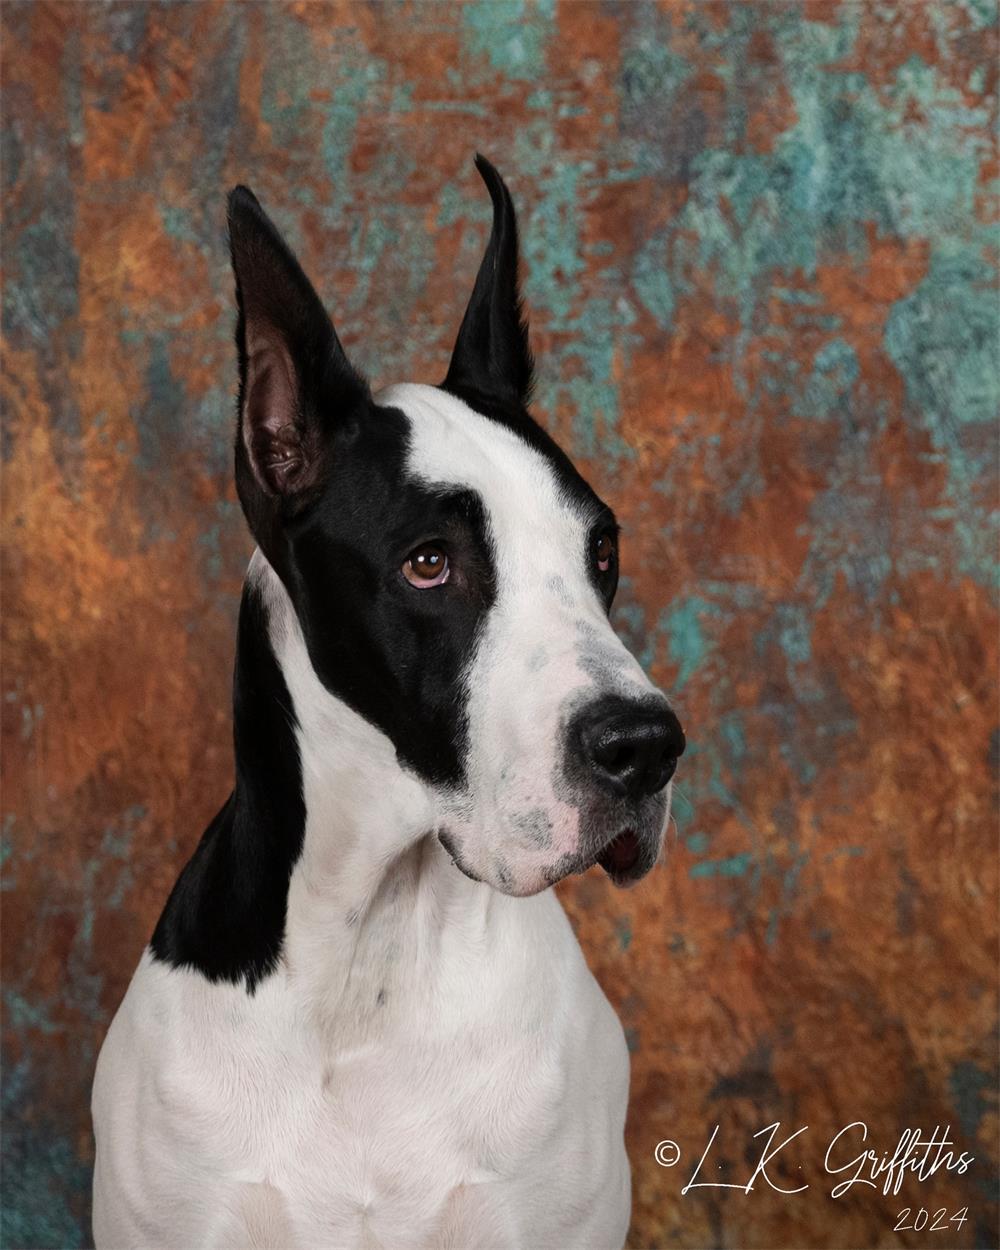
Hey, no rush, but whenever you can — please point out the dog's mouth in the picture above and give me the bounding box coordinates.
[596,828,642,881]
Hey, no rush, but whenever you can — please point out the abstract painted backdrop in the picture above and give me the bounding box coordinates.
[2,2,997,1246]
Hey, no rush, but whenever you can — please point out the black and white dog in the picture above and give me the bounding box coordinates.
[92,157,685,1249]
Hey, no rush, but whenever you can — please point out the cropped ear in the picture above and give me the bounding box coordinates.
[442,155,534,410]
[227,186,368,518]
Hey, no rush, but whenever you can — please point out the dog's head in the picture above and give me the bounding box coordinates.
[228,156,684,896]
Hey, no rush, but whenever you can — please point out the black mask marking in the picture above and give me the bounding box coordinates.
[284,409,497,785]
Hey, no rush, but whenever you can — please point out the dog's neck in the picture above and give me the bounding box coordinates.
[250,552,498,1028]
[151,550,501,1015]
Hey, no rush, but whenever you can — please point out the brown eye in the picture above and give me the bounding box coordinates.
[595,533,615,573]
[402,544,450,588]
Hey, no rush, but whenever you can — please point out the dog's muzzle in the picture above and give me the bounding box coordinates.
[562,693,685,887]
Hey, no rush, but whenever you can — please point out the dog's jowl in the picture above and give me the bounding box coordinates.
[92,157,685,1249]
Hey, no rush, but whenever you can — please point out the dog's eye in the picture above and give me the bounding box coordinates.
[595,533,616,573]
[402,544,450,588]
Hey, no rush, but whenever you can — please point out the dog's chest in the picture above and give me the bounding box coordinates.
[93,900,632,1248]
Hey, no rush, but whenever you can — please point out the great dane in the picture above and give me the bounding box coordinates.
[92,156,685,1249]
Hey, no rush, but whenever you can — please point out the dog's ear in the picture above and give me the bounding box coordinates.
[227,186,368,516]
[443,155,534,409]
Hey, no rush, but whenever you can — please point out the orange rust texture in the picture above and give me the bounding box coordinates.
[2,2,997,1246]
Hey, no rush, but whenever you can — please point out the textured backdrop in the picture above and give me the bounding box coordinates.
[2,2,997,1247]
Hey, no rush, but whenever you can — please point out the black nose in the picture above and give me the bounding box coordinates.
[577,699,686,799]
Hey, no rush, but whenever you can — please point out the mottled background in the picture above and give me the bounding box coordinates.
[2,1,997,1247]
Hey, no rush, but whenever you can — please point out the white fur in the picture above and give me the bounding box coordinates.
[386,384,665,894]
[92,385,663,1248]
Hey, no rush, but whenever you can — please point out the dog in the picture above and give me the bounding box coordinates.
[91,155,685,1249]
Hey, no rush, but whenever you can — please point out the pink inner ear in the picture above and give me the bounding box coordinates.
[243,338,305,494]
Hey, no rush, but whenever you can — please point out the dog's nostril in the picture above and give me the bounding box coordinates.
[657,755,678,788]
[594,741,634,773]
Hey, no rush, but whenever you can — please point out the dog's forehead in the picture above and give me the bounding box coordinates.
[375,383,601,543]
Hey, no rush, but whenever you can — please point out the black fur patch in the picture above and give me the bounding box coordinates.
[285,405,497,785]
[150,581,306,991]
[150,409,499,987]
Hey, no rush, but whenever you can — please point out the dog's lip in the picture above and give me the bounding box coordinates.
[596,828,641,878]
